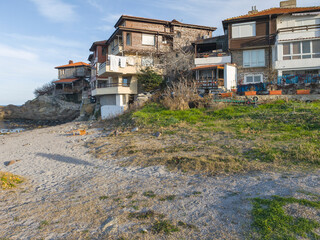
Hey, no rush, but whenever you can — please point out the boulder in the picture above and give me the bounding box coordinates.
[0,95,80,122]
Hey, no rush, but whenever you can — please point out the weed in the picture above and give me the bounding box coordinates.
[192,191,202,195]
[99,196,109,200]
[0,172,23,189]
[128,210,155,220]
[38,220,49,229]
[252,196,320,239]
[143,191,156,198]
[151,220,179,234]
[159,195,176,201]
[177,221,198,230]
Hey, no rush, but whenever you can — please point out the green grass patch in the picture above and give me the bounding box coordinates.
[151,220,180,234]
[252,196,320,239]
[143,191,156,198]
[159,195,176,201]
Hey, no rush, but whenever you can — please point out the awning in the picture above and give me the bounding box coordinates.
[192,64,224,71]
[53,78,79,84]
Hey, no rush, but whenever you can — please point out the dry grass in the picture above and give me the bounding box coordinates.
[161,79,199,110]
[0,171,24,189]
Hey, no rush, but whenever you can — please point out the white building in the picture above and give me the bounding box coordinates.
[275,11,320,79]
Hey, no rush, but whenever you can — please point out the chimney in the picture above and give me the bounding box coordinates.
[69,60,73,64]
[280,0,296,8]
[248,6,258,14]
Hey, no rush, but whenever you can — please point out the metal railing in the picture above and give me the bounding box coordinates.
[97,82,130,88]
[196,52,230,58]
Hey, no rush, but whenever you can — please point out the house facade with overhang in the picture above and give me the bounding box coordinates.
[54,60,90,102]
[90,15,216,119]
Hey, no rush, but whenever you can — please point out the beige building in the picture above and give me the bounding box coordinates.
[89,15,216,119]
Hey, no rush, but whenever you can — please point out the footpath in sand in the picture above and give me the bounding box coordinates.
[0,122,319,239]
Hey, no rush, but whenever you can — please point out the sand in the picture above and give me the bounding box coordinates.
[0,122,319,239]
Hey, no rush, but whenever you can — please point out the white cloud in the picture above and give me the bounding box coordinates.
[30,0,77,23]
[0,44,38,61]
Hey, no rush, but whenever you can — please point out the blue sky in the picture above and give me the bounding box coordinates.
[0,0,319,105]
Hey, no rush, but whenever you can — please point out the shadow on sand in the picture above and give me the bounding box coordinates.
[36,153,94,166]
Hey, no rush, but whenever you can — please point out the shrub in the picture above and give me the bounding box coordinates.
[137,67,163,92]
[161,79,199,110]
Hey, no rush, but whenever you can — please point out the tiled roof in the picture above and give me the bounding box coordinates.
[55,62,90,69]
[53,78,79,83]
[224,7,320,22]
[89,40,107,51]
[192,64,224,71]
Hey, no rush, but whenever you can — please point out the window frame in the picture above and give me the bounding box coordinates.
[142,34,155,46]
[282,40,320,60]
[243,49,265,68]
[232,21,256,39]
[244,74,263,84]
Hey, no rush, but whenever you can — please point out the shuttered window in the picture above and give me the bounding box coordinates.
[142,34,155,46]
[232,22,256,38]
[243,49,265,67]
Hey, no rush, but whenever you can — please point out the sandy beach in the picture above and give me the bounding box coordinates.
[0,122,319,239]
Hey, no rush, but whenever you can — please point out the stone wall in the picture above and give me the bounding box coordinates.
[231,48,273,85]
[172,26,211,50]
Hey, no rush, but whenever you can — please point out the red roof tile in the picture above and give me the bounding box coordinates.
[53,78,79,83]
[224,7,320,22]
[55,62,90,69]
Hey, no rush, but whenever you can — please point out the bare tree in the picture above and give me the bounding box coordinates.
[34,81,55,97]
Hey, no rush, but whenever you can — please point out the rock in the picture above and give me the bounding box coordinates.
[131,127,139,132]
[0,95,80,122]
[155,132,162,138]
[114,130,120,136]
[100,217,117,232]
[140,228,148,233]
[4,160,17,166]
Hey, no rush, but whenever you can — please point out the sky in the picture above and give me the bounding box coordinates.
[0,0,319,105]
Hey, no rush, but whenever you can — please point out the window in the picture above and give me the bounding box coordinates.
[126,33,131,46]
[61,69,65,75]
[232,22,256,38]
[162,36,168,44]
[122,77,131,87]
[282,40,320,60]
[243,49,265,67]
[313,40,320,58]
[142,34,155,46]
[176,31,181,38]
[244,74,263,84]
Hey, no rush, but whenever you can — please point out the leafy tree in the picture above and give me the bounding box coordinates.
[137,67,163,92]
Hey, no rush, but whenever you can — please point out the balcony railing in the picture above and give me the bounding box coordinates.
[196,51,230,58]
[278,24,320,33]
[196,77,224,88]
[97,82,130,88]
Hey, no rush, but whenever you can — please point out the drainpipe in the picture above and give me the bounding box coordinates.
[269,14,272,83]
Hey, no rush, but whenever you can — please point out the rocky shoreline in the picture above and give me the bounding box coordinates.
[0,95,80,122]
